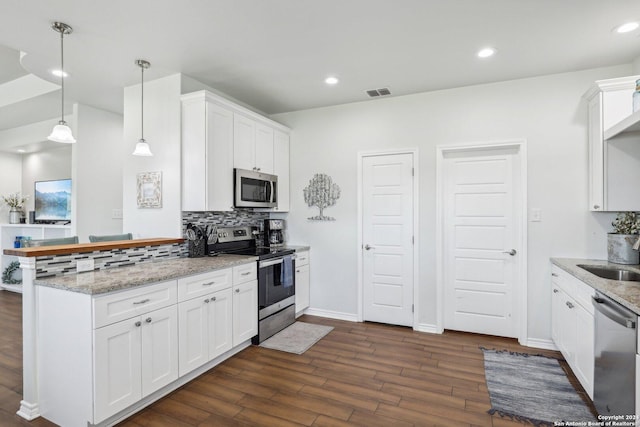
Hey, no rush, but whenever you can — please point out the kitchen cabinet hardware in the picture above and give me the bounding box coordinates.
[364,244,375,250]
[553,288,559,293]
[202,281,215,286]
[133,298,150,305]
[502,249,517,256]
[212,296,216,301]
[135,321,141,327]
[593,205,600,209]
[145,317,152,323]
[204,298,210,303]
[241,272,251,276]
[566,301,574,309]
[235,288,240,293]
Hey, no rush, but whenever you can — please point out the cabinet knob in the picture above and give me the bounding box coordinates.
[235,289,240,293]
[212,296,217,301]
[551,273,558,277]
[553,289,559,294]
[204,298,210,303]
[296,269,300,273]
[594,205,600,209]
[146,317,152,323]
[566,301,574,309]
[135,321,141,327]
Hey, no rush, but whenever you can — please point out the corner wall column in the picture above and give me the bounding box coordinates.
[16,256,40,420]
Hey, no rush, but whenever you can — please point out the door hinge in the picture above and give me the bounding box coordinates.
[412,236,414,245]
[412,167,414,177]
[412,304,414,313]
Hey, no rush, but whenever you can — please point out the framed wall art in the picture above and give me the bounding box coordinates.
[137,171,162,208]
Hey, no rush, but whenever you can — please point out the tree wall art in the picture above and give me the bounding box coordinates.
[303,173,341,221]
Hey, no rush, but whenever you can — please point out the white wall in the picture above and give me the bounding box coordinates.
[21,146,72,212]
[123,74,182,238]
[73,104,124,242]
[0,154,23,219]
[273,64,630,343]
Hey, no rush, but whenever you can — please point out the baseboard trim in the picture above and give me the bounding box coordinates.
[303,308,358,322]
[523,337,557,351]
[17,400,40,420]
[413,323,439,334]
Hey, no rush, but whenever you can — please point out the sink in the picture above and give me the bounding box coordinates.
[577,264,640,282]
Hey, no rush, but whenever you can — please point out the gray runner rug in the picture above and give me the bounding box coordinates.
[259,322,333,354]
[482,348,597,426]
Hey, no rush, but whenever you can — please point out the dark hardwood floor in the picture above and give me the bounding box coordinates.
[0,290,591,426]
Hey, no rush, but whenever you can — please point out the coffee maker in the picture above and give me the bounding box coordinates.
[263,219,285,247]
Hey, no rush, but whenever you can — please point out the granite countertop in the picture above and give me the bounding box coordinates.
[551,258,640,314]
[34,255,257,295]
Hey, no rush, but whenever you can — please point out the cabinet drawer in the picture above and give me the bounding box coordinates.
[178,269,232,302]
[572,277,595,315]
[295,251,309,267]
[551,265,576,295]
[233,262,257,284]
[94,280,177,329]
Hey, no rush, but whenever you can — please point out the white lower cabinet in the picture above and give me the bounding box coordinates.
[232,280,258,346]
[94,305,178,423]
[295,251,310,316]
[178,287,232,376]
[36,262,258,427]
[550,265,595,399]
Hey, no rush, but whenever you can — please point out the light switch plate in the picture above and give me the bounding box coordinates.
[112,209,123,219]
[77,259,95,273]
[531,208,542,222]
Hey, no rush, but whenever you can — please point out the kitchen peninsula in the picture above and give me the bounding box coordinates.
[4,239,259,427]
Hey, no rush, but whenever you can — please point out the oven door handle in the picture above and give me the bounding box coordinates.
[259,258,284,268]
[269,181,275,204]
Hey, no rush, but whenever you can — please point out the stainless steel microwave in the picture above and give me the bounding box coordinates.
[234,168,278,208]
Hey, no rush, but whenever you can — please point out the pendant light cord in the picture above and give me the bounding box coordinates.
[141,64,144,141]
[60,29,65,123]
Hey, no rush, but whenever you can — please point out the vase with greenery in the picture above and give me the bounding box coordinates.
[608,212,640,264]
[1,193,27,224]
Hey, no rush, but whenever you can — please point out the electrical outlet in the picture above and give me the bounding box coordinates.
[112,209,123,219]
[76,259,94,273]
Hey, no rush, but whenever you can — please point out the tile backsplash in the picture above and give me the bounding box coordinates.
[182,210,268,232]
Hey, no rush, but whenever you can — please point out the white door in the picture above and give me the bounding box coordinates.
[442,147,521,338]
[362,153,414,327]
[141,305,179,397]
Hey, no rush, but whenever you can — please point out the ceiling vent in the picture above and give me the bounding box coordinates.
[366,87,392,98]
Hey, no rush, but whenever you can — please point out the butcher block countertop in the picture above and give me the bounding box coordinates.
[551,258,640,315]
[34,255,257,295]
[3,238,184,257]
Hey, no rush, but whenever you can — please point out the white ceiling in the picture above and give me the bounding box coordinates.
[1,0,640,135]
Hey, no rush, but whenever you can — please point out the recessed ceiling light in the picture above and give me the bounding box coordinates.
[51,69,68,78]
[614,22,639,33]
[17,149,25,153]
[477,47,496,58]
[325,76,339,85]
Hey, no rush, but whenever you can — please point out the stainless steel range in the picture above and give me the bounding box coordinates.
[208,226,296,344]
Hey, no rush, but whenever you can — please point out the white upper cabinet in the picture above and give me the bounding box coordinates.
[182,93,234,212]
[234,115,275,174]
[233,114,257,172]
[273,130,290,212]
[182,90,290,212]
[585,76,640,211]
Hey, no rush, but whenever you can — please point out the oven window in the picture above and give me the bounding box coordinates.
[259,259,295,309]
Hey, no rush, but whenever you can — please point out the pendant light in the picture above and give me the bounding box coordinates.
[47,22,76,144]
[132,59,152,156]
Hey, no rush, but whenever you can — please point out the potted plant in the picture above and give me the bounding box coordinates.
[2,193,27,224]
[609,212,640,264]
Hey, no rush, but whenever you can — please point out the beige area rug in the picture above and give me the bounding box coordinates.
[259,321,333,354]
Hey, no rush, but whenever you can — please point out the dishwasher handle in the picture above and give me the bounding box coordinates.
[592,295,636,329]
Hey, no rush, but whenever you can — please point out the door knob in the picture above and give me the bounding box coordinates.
[364,244,375,251]
[502,249,517,256]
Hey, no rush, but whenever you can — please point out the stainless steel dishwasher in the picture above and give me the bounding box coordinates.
[592,292,637,416]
